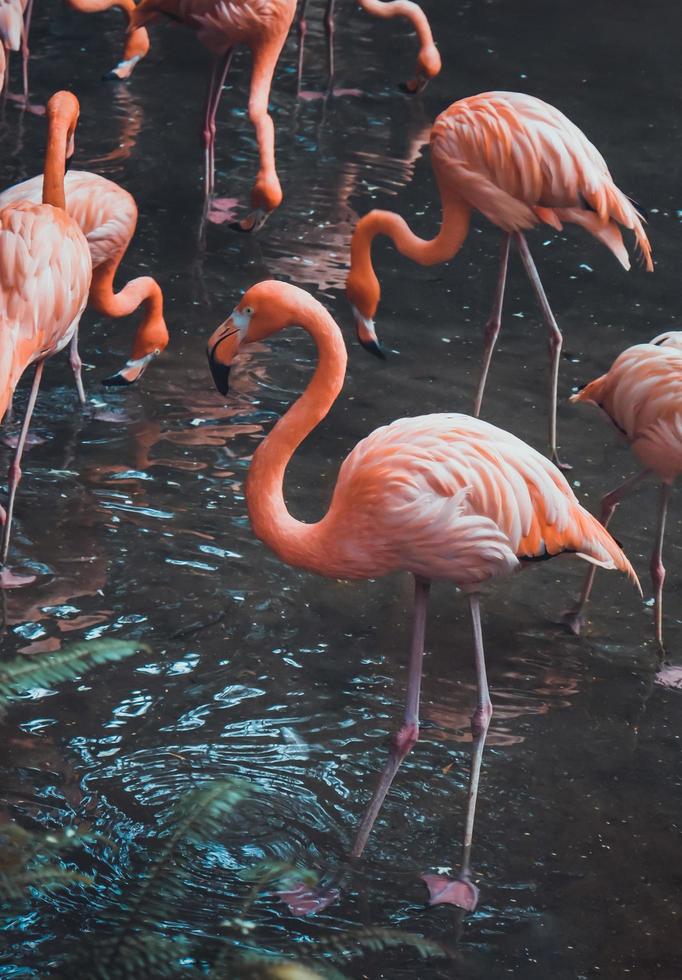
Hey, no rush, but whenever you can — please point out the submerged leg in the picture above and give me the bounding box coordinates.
[350,576,430,859]
[0,360,44,583]
[473,233,511,417]
[563,469,650,635]
[69,330,86,406]
[325,0,336,92]
[423,594,491,911]
[201,50,233,197]
[296,0,309,94]
[651,482,671,653]
[514,232,567,470]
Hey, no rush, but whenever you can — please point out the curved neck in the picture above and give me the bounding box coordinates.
[357,0,433,52]
[348,182,471,317]
[90,262,167,357]
[246,304,348,571]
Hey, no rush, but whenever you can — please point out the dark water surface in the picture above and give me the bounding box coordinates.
[1,1,682,976]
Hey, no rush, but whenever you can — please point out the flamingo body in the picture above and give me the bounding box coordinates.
[572,335,682,481]
[430,92,652,269]
[0,202,91,402]
[299,413,636,585]
[0,171,168,384]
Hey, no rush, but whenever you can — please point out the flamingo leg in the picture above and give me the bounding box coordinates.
[423,593,491,911]
[69,329,87,406]
[473,233,511,417]
[0,359,44,573]
[651,482,671,653]
[563,468,650,635]
[514,232,567,470]
[201,49,234,198]
[349,575,430,859]
[21,0,33,103]
[324,0,336,92]
[296,0,308,95]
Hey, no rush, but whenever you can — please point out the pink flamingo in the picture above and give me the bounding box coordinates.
[207,279,638,910]
[128,0,297,231]
[565,331,682,651]
[0,91,92,587]
[66,0,151,80]
[0,170,168,391]
[0,0,33,104]
[347,91,654,469]
[296,0,440,96]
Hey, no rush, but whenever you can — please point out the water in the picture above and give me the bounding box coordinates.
[1,1,681,976]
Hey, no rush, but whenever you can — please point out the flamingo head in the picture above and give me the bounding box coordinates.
[208,281,319,395]
[346,267,385,359]
[46,91,80,161]
[402,43,442,95]
[103,312,169,387]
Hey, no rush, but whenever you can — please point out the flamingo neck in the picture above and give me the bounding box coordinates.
[357,0,439,74]
[246,303,348,573]
[348,183,471,318]
[42,123,69,210]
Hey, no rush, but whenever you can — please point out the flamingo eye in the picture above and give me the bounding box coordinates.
[243,306,254,316]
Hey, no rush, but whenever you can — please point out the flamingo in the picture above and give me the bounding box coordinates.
[0,0,33,105]
[0,171,168,391]
[346,91,654,469]
[128,0,297,231]
[65,0,151,80]
[564,331,682,651]
[207,279,638,911]
[0,91,92,587]
[295,0,441,96]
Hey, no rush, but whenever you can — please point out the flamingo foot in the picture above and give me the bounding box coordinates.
[205,196,241,226]
[0,566,36,588]
[422,872,480,911]
[278,881,340,917]
[561,607,585,636]
[230,209,270,234]
[551,451,572,472]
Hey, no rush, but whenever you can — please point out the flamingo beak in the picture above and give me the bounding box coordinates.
[352,306,386,360]
[102,351,158,387]
[207,319,241,396]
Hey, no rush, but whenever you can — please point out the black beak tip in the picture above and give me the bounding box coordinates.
[102,69,124,83]
[209,360,231,396]
[102,372,132,387]
[358,338,387,361]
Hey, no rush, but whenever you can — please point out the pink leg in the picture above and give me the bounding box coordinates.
[473,234,511,418]
[69,330,86,406]
[296,0,309,95]
[563,469,650,635]
[423,594,491,911]
[201,50,234,197]
[325,0,336,92]
[350,575,430,859]
[21,0,33,103]
[651,482,671,652]
[514,232,567,470]
[1,360,44,573]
